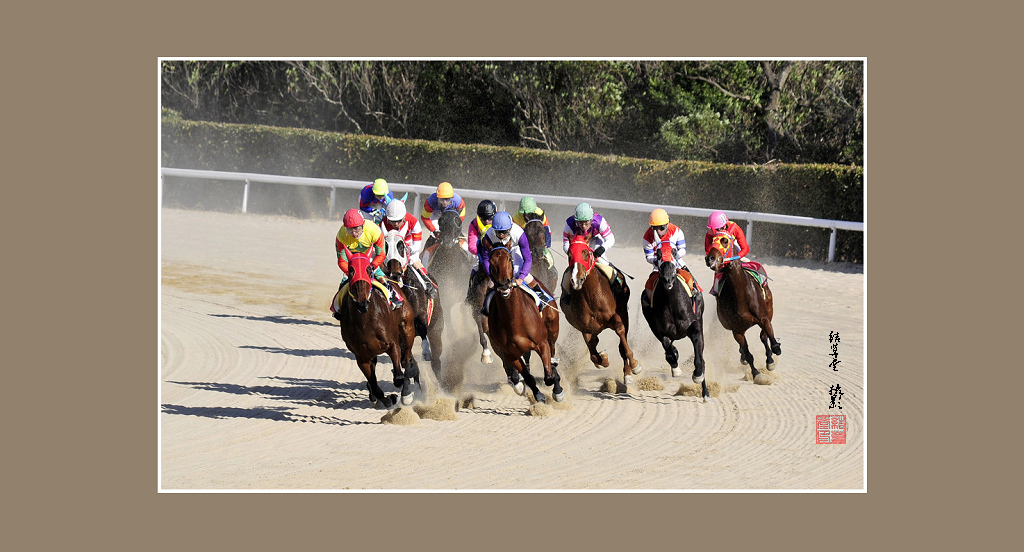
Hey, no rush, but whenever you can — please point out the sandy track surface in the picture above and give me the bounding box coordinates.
[160,208,864,490]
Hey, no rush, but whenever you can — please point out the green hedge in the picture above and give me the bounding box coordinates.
[162,109,863,262]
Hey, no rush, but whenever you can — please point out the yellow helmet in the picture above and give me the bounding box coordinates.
[436,182,454,198]
[649,208,669,227]
[371,178,389,195]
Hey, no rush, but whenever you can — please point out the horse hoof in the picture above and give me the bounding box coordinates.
[401,393,414,406]
[534,391,547,403]
[692,373,705,384]
[422,342,432,362]
[766,359,776,371]
[550,357,560,368]
[739,358,748,366]
[624,374,635,385]
[632,364,642,375]
[481,350,493,364]
[513,380,525,395]
[772,345,782,355]
[554,390,565,402]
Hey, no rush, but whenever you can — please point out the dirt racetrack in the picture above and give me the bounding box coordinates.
[160,207,865,490]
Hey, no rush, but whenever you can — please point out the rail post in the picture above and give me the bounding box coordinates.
[242,179,251,214]
[828,227,837,263]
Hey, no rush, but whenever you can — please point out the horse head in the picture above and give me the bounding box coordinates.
[567,235,595,290]
[346,250,375,313]
[522,213,547,255]
[383,230,408,280]
[706,231,736,272]
[654,239,676,290]
[488,245,516,298]
[437,210,463,245]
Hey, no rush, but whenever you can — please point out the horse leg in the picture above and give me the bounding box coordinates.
[760,318,782,366]
[663,336,681,377]
[361,360,395,409]
[539,340,564,402]
[391,340,418,406]
[614,322,642,383]
[733,331,758,378]
[503,361,525,395]
[427,315,446,390]
[514,356,546,404]
[584,332,609,368]
[689,327,709,401]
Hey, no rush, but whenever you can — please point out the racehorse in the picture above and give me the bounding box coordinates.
[641,239,709,400]
[465,263,494,364]
[425,210,474,311]
[706,231,782,379]
[484,244,563,402]
[521,212,558,292]
[383,231,447,391]
[559,235,643,384]
[334,249,421,408]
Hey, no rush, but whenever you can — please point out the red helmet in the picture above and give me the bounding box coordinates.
[343,209,364,228]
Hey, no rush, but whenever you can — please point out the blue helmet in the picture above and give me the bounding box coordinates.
[492,211,513,232]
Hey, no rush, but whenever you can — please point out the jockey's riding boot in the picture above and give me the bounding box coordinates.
[532,283,553,304]
[641,289,652,308]
[332,311,343,322]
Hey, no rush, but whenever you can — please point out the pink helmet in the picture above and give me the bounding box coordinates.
[707,210,729,230]
[343,209,364,228]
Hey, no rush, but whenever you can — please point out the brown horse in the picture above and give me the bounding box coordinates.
[559,236,642,384]
[382,231,447,391]
[706,231,782,379]
[334,249,421,408]
[521,213,558,292]
[484,244,563,403]
[465,262,494,364]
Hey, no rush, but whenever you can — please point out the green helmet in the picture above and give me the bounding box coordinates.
[371,178,389,195]
[519,196,537,214]
[574,202,594,221]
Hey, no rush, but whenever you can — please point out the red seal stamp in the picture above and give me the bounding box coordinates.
[816,414,846,444]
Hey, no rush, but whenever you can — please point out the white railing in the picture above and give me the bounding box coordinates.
[160,167,864,262]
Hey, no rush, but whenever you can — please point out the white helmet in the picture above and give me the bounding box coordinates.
[386,199,407,222]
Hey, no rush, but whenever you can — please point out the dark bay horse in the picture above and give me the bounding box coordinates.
[465,262,494,364]
[484,245,563,403]
[559,236,642,384]
[706,231,782,379]
[641,239,709,400]
[334,250,421,408]
[521,213,558,292]
[383,231,447,391]
[426,210,474,312]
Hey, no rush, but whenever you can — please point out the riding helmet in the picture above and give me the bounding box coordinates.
[386,199,407,222]
[492,211,513,232]
[707,210,729,230]
[436,182,454,199]
[649,208,669,227]
[574,202,594,221]
[477,199,497,219]
[371,178,389,195]
[343,208,364,228]
[519,196,537,214]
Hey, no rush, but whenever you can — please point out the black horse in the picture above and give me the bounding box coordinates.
[425,210,474,311]
[521,213,558,293]
[641,256,709,401]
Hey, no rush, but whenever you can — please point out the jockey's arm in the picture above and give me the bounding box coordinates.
[598,219,615,250]
[732,224,750,258]
[467,223,481,255]
[516,232,533,280]
[370,232,386,269]
[336,239,350,273]
[562,223,573,254]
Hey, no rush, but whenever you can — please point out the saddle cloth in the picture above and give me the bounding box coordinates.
[645,269,700,298]
[331,280,395,313]
[482,285,544,316]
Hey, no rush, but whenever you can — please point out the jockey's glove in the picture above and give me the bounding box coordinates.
[593,246,606,258]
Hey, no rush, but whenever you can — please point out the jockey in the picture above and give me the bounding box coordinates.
[704,210,751,296]
[562,202,615,265]
[382,199,437,295]
[468,199,496,257]
[478,211,555,311]
[420,181,467,249]
[512,196,552,248]
[642,208,700,305]
[358,178,394,223]
[334,208,403,317]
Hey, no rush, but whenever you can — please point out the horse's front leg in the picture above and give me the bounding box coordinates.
[613,319,642,382]
[759,318,782,370]
[390,340,418,406]
[733,331,758,378]
[513,355,545,404]
[583,332,609,368]
[689,327,710,401]
[662,336,681,377]
[360,359,395,409]
[536,339,563,402]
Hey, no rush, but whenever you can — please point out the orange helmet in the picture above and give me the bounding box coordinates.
[649,208,669,227]
[436,182,454,199]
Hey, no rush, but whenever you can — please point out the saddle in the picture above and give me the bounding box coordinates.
[331,279,402,313]
[480,285,545,316]
[645,269,700,297]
